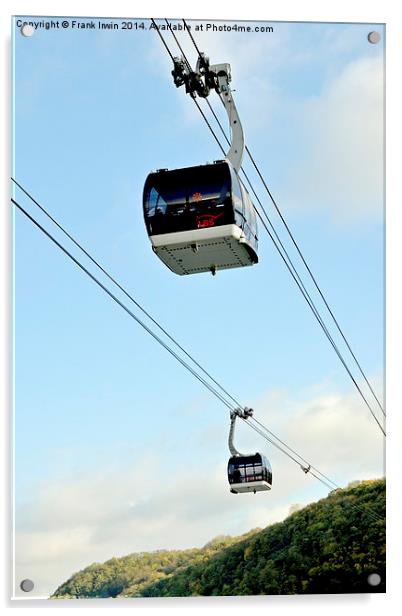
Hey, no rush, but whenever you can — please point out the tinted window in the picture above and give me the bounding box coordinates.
[241,184,257,237]
[147,187,168,216]
[144,163,233,234]
[146,180,186,216]
[230,168,244,220]
[228,454,271,485]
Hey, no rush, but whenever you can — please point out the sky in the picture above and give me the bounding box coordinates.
[12,14,385,599]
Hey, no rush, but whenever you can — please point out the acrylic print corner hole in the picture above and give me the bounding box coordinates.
[12,14,385,600]
[20,579,34,593]
[367,30,381,44]
[20,23,34,37]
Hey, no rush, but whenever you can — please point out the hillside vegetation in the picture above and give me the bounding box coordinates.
[52,478,385,598]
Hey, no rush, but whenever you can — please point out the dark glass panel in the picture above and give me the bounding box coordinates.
[144,163,234,235]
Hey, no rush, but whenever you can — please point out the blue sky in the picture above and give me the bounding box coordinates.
[12,16,385,597]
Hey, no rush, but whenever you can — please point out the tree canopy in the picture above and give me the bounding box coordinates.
[51,478,385,598]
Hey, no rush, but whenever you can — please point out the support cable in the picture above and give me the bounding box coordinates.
[180,17,385,419]
[11,178,243,411]
[153,21,385,436]
[12,195,384,523]
[11,19,386,521]
[189,90,386,438]
[13,179,354,488]
[12,198,236,412]
[245,146,385,417]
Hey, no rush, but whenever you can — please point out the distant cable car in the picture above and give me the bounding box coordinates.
[143,55,259,276]
[143,161,258,275]
[228,453,272,494]
[227,408,272,494]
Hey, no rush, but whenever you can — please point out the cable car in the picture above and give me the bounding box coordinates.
[227,407,272,494]
[143,160,258,275]
[228,453,272,494]
[144,55,260,276]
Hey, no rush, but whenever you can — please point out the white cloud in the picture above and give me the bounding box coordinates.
[14,379,384,598]
[283,56,384,224]
[251,378,385,481]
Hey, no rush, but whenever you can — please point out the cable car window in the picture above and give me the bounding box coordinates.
[147,187,168,217]
[144,180,186,215]
[261,455,271,471]
[231,170,243,214]
[241,185,253,225]
[250,200,257,235]
[188,174,228,207]
[161,184,186,213]
[144,163,234,234]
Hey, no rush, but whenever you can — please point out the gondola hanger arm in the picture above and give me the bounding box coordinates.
[228,407,253,457]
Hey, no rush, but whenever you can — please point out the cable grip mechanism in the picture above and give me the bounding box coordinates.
[171,52,245,171]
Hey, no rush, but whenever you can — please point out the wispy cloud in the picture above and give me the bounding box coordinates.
[282,55,384,224]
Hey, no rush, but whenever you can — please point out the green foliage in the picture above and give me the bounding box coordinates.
[51,478,385,598]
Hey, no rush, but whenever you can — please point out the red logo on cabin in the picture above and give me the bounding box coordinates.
[196,212,224,228]
[192,192,203,202]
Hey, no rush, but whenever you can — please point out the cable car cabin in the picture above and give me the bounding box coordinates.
[228,453,272,494]
[143,161,258,275]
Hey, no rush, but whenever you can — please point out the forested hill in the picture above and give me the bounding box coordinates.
[51,478,385,598]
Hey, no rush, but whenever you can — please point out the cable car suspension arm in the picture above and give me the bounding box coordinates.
[172,52,245,171]
[228,407,254,457]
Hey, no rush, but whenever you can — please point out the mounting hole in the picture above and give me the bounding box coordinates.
[367,573,381,587]
[20,579,34,592]
[367,31,380,44]
[21,24,34,37]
